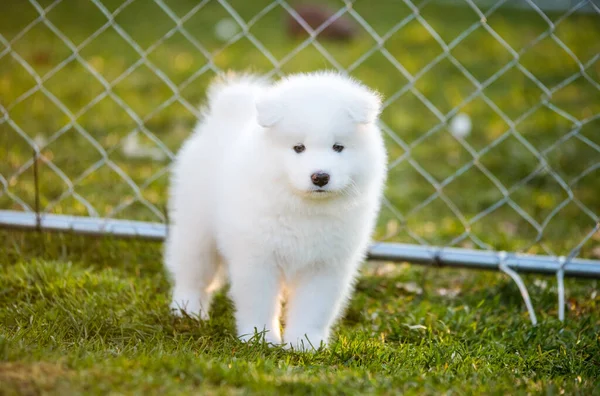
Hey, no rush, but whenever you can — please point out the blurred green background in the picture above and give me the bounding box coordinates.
[1,0,599,257]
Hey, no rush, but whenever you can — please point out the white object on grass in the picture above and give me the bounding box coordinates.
[215,18,239,42]
[122,133,166,161]
[33,134,48,149]
[449,112,472,138]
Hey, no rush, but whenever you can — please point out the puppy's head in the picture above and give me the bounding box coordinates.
[256,72,386,200]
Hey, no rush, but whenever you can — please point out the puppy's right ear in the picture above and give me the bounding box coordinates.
[256,93,283,128]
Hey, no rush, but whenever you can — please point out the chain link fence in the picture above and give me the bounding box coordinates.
[1,0,599,323]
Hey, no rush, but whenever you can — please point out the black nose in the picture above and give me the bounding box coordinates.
[311,172,330,187]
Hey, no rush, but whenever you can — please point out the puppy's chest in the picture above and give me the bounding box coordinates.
[266,214,360,266]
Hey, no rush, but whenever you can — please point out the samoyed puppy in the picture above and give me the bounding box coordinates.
[165,71,387,350]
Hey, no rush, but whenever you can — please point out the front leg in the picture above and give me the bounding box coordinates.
[284,263,358,351]
[228,254,283,345]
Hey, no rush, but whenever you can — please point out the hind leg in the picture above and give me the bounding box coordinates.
[165,226,221,320]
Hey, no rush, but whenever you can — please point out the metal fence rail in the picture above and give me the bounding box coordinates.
[1,0,599,324]
[3,209,600,280]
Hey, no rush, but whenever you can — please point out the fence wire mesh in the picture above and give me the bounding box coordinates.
[1,0,599,322]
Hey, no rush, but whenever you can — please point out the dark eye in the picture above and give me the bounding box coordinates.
[333,144,344,153]
[293,144,305,153]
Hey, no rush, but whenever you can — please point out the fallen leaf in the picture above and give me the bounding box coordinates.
[396,282,423,295]
[436,288,461,298]
[405,324,427,330]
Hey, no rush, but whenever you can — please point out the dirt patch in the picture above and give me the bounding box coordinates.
[0,361,71,395]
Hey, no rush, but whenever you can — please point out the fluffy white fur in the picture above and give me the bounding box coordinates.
[165,71,387,350]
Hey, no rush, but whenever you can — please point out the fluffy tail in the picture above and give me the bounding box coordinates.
[206,72,268,122]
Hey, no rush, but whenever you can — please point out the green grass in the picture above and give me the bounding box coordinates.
[1,230,600,394]
[1,0,599,257]
[1,2,599,393]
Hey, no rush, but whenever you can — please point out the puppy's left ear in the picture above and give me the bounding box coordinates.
[346,89,382,125]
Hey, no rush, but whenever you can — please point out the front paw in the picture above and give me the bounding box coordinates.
[284,333,327,352]
[169,298,209,320]
[238,329,282,345]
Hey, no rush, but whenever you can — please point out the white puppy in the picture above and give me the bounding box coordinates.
[165,71,387,350]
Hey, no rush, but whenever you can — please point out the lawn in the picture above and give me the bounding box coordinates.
[1,230,599,394]
[1,0,600,394]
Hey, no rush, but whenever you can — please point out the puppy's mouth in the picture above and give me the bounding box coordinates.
[305,188,335,199]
